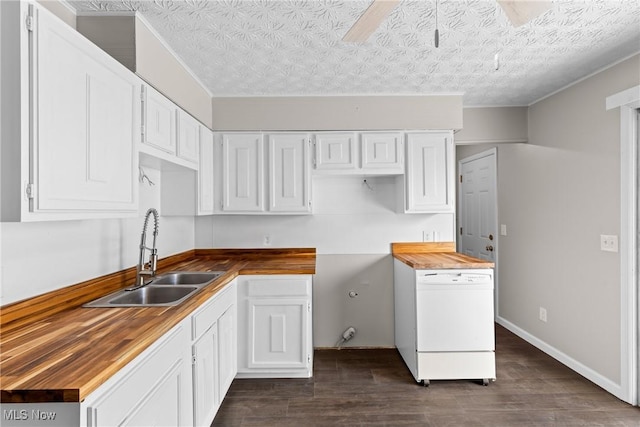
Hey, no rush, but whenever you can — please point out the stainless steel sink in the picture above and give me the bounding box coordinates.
[151,271,224,286]
[84,271,224,307]
[107,286,199,305]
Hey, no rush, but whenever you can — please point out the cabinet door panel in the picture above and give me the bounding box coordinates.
[268,134,310,212]
[405,133,453,212]
[84,324,189,427]
[35,9,136,212]
[193,326,219,427]
[361,132,403,171]
[121,362,184,427]
[314,133,357,170]
[218,306,236,398]
[177,110,199,163]
[144,86,176,154]
[222,134,264,212]
[248,298,308,369]
[198,128,215,215]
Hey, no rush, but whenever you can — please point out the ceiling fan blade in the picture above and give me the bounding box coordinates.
[497,0,552,27]
[343,0,401,43]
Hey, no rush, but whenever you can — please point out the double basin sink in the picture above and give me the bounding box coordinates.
[84,271,224,307]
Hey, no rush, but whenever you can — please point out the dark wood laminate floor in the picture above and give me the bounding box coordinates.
[212,325,639,426]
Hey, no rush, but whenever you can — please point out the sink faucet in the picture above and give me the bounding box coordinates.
[127,208,159,291]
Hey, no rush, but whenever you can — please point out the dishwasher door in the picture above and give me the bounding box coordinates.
[416,271,494,353]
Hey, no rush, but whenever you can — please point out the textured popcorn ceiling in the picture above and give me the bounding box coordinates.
[69,0,640,106]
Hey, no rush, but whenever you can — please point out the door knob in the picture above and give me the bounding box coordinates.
[485,245,494,252]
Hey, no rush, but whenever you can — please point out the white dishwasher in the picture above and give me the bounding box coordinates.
[394,261,496,387]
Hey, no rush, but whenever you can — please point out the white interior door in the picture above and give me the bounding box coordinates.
[605,87,638,405]
[636,109,639,407]
[458,149,497,263]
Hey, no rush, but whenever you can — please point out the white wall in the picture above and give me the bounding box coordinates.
[135,16,213,128]
[211,95,463,131]
[0,216,194,306]
[457,54,640,395]
[197,175,455,347]
[37,0,75,29]
[456,106,528,144]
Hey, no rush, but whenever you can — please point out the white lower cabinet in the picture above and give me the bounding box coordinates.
[236,275,313,378]
[80,280,238,427]
[217,305,237,398]
[80,275,313,426]
[191,281,237,427]
[80,320,192,427]
[192,327,218,427]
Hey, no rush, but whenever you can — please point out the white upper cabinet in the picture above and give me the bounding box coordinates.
[268,134,311,213]
[404,132,455,213]
[142,84,176,155]
[177,110,200,163]
[198,127,215,215]
[314,132,357,171]
[31,3,138,216]
[162,124,212,217]
[221,133,265,212]
[313,131,404,175]
[218,133,312,214]
[361,132,404,172]
[140,84,199,171]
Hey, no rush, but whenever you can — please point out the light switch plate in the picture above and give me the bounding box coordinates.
[600,234,618,252]
[500,224,507,236]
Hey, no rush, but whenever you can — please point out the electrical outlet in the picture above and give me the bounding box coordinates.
[423,231,432,242]
[539,307,547,323]
[600,234,618,252]
[263,234,271,246]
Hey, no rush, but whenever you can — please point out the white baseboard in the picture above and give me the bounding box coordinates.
[496,316,627,402]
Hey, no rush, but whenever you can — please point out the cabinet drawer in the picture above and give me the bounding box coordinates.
[246,277,311,297]
[192,282,236,341]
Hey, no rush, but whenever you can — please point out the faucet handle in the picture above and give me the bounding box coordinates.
[149,252,158,273]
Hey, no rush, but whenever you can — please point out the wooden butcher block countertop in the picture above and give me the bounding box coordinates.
[392,242,494,269]
[0,248,315,404]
